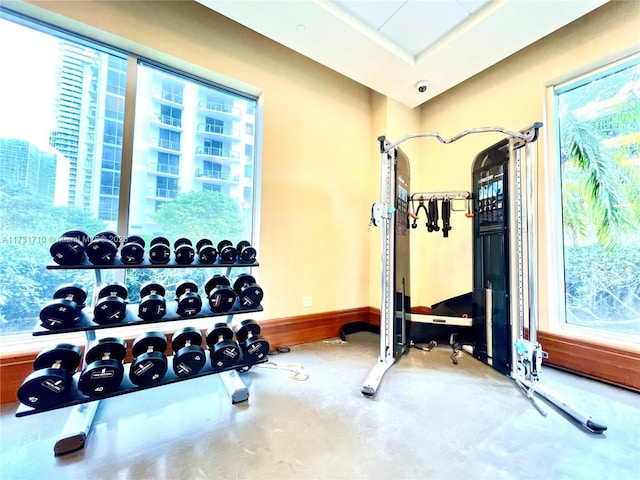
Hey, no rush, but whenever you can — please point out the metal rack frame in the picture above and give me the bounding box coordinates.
[22,262,260,456]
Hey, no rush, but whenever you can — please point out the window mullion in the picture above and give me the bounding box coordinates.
[112,56,138,284]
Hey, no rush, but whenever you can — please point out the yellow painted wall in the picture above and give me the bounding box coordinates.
[414,0,640,331]
[17,0,374,320]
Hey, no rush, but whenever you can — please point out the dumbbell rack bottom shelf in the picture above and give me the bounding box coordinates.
[33,302,264,336]
[15,354,268,417]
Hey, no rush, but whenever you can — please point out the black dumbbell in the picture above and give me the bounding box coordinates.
[236,240,257,264]
[39,284,88,330]
[172,327,206,377]
[78,337,127,397]
[149,236,171,264]
[204,275,237,313]
[175,280,202,317]
[129,332,168,387]
[217,240,237,264]
[196,239,217,265]
[138,282,166,321]
[235,319,270,364]
[93,283,128,325]
[233,274,264,310]
[86,231,120,265]
[49,230,90,265]
[174,238,195,265]
[206,322,240,370]
[120,235,146,265]
[17,343,82,409]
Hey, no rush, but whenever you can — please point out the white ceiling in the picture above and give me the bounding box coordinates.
[196,0,609,108]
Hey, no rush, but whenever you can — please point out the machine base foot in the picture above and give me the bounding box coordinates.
[362,359,395,397]
[54,401,99,456]
[219,370,249,404]
[534,383,607,433]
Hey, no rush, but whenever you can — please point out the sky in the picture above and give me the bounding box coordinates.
[0,18,58,150]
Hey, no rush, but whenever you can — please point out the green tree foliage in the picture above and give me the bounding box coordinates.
[559,87,640,248]
[154,190,245,241]
[0,182,106,333]
[558,61,640,334]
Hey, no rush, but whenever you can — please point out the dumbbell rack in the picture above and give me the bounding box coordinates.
[16,256,266,456]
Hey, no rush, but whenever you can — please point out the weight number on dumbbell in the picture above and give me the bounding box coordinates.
[93,283,128,325]
[235,319,270,364]
[174,238,195,265]
[175,280,203,317]
[149,237,171,264]
[39,284,87,330]
[78,337,127,397]
[204,275,237,313]
[120,235,146,265]
[172,327,206,377]
[206,323,240,370]
[236,240,257,264]
[196,238,217,265]
[17,343,82,409]
[138,282,167,321]
[233,274,264,309]
[86,231,120,265]
[49,230,90,265]
[129,332,168,387]
[217,240,237,264]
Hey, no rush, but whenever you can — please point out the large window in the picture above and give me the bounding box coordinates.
[0,12,258,337]
[551,54,640,340]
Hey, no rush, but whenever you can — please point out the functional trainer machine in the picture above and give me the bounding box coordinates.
[364,124,607,433]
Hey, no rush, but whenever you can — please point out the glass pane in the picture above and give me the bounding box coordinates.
[0,18,125,335]
[128,64,257,301]
[557,59,640,337]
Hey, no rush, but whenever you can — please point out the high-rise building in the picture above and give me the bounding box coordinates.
[47,45,255,234]
[0,138,57,199]
[48,40,100,210]
[127,66,255,236]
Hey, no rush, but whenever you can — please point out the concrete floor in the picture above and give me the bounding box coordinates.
[1,332,639,480]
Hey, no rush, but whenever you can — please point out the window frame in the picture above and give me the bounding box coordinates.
[543,51,640,349]
[0,8,263,347]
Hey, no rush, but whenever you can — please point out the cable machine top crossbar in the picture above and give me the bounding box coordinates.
[379,124,542,153]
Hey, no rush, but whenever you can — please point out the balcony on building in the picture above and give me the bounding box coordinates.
[195,146,240,163]
[149,137,182,153]
[151,113,183,131]
[152,88,184,107]
[148,163,180,178]
[196,123,241,142]
[194,168,240,184]
[146,187,178,201]
[197,100,241,119]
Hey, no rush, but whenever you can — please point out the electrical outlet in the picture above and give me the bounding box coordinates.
[302,296,312,308]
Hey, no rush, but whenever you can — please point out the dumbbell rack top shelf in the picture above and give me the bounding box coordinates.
[16,354,268,417]
[46,259,259,269]
[32,303,264,336]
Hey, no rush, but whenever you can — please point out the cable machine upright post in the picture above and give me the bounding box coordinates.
[362,138,408,395]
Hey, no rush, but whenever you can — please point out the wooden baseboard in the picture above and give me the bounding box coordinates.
[538,331,640,391]
[2,307,637,405]
[261,306,377,348]
[0,352,39,405]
